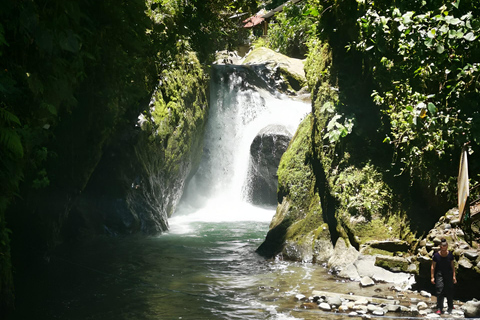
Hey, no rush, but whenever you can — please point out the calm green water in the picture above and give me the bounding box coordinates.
[12,210,407,320]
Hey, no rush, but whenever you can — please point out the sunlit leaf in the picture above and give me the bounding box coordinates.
[464,32,476,41]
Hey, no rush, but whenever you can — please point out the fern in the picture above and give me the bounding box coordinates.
[0,106,23,159]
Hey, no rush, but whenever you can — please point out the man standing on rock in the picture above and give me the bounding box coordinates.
[431,238,457,314]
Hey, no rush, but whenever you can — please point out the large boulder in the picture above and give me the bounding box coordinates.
[247,125,292,206]
[463,299,480,318]
[242,47,307,95]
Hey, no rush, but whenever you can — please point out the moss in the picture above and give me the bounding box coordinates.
[131,49,208,220]
[375,256,411,273]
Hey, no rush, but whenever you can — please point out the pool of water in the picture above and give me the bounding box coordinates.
[11,213,421,320]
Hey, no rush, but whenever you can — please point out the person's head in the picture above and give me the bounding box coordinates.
[440,238,448,252]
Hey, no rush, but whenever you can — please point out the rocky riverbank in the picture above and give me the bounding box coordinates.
[291,208,480,318]
[294,286,480,318]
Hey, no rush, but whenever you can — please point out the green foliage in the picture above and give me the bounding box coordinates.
[147,0,257,63]
[353,0,480,199]
[331,163,391,219]
[260,1,319,58]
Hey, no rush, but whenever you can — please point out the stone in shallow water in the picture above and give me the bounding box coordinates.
[319,302,331,311]
[372,309,385,316]
[360,276,375,287]
[295,293,306,301]
[420,290,432,298]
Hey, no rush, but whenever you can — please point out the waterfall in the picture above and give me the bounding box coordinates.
[171,64,310,227]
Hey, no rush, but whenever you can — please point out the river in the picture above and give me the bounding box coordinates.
[13,207,394,320]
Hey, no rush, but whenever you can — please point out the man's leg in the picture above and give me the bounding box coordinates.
[435,272,445,312]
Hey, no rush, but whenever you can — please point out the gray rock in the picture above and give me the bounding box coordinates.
[458,257,474,269]
[295,294,306,301]
[417,301,428,310]
[248,125,292,206]
[354,255,415,288]
[372,309,385,316]
[444,223,452,230]
[386,304,400,312]
[367,304,382,312]
[464,250,479,260]
[420,290,432,298]
[326,295,342,307]
[328,238,360,269]
[319,302,331,311]
[450,218,461,226]
[360,276,375,287]
[463,299,480,318]
[425,312,441,318]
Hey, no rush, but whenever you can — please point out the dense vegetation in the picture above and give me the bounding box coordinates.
[0,0,257,315]
[262,0,480,212]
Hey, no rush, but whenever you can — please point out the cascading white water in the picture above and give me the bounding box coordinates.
[171,65,310,228]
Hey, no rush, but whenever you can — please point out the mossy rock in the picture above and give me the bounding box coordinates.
[257,114,333,260]
[243,47,306,94]
[374,255,414,274]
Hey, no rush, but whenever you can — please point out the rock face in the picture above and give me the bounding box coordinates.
[247,125,292,206]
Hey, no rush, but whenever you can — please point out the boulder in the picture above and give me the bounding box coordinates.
[463,299,480,318]
[247,125,292,206]
[243,47,306,94]
[328,238,360,272]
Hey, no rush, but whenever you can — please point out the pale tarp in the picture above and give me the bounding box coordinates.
[458,147,469,222]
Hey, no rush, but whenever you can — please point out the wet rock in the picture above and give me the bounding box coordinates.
[248,125,292,207]
[450,218,461,226]
[319,302,331,311]
[338,304,349,312]
[360,276,375,287]
[326,295,342,307]
[386,304,400,312]
[295,294,306,301]
[463,299,480,318]
[458,257,474,269]
[372,309,385,316]
[425,313,441,318]
[354,255,415,287]
[464,250,479,260]
[420,290,432,298]
[328,238,360,270]
[417,301,428,310]
[375,255,410,273]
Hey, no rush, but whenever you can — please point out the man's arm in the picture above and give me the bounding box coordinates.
[431,260,436,284]
[451,260,457,284]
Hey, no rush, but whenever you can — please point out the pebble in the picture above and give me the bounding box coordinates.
[425,312,441,318]
[420,290,432,298]
[295,294,306,301]
[417,301,428,310]
[372,309,385,316]
[319,302,331,311]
